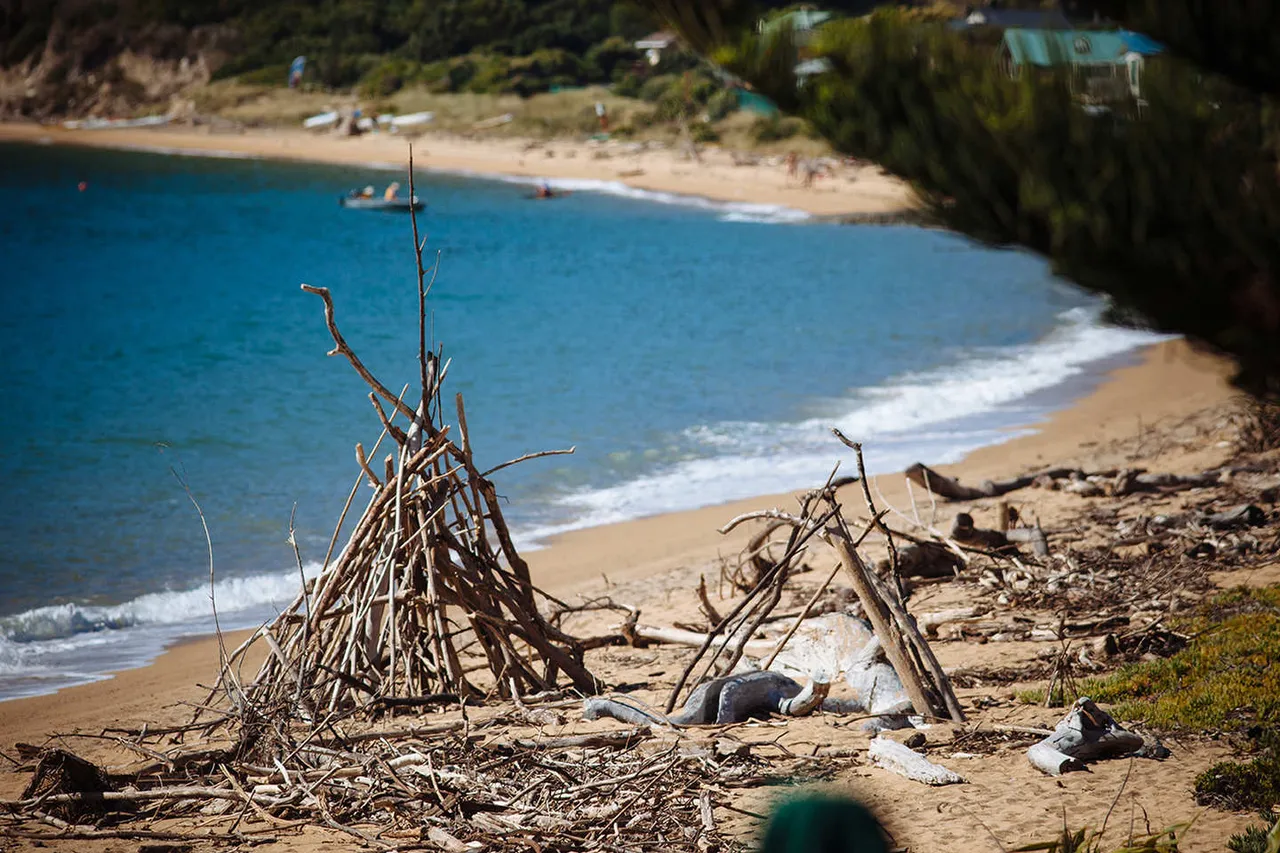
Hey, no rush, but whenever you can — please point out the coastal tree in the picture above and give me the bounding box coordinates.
[639,1,1280,400]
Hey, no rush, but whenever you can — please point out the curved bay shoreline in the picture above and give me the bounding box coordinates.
[0,121,917,218]
[0,122,1251,850]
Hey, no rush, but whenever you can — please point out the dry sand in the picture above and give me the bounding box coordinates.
[0,339,1262,852]
[0,121,916,218]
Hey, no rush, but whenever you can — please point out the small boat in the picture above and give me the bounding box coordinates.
[340,195,425,212]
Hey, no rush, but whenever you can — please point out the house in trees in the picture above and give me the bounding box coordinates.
[756,8,836,87]
[635,31,677,66]
[997,28,1161,102]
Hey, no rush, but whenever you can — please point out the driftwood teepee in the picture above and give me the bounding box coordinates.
[219,167,599,718]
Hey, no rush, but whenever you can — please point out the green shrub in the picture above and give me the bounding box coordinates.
[613,71,644,98]
[1227,814,1279,853]
[464,54,515,94]
[690,121,720,143]
[585,36,642,83]
[234,64,291,86]
[638,73,677,102]
[360,57,421,97]
[705,87,739,121]
[751,114,807,143]
[1195,730,1280,812]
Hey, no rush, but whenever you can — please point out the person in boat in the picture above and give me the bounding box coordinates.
[384,182,402,201]
[360,185,375,198]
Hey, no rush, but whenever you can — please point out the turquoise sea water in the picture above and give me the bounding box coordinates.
[0,140,1160,698]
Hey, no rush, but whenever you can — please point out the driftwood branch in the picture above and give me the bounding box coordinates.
[868,737,965,785]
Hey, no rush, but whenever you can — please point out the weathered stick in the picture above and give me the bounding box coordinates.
[868,737,965,785]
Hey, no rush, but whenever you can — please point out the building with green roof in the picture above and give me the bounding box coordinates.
[998,28,1152,101]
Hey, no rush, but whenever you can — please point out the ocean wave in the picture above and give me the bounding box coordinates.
[501,174,812,224]
[97,143,264,160]
[407,165,812,224]
[514,307,1171,544]
[0,563,320,697]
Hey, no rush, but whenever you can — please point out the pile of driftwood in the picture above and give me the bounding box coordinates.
[649,432,967,726]
[207,184,598,721]
[1,706,835,850]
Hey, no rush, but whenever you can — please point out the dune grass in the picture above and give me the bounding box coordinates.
[1019,586,1280,732]
[1084,586,1280,732]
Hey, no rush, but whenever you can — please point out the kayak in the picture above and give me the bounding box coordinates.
[340,195,426,212]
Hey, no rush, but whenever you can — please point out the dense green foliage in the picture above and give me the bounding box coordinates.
[642,1,1280,399]
[0,0,662,89]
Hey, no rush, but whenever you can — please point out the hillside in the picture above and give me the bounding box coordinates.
[1,1,938,122]
[0,0,666,119]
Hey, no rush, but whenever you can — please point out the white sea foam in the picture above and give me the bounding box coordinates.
[0,308,1166,700]
[89,143,807,223]
[514,307,1171,544]
[402,164,812,224]
[96,143,264,160]
[0,563,321,700]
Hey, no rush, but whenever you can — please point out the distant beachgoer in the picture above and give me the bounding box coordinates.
[802,159,820,188]
[786,151,798,179]
[384,182,401,201]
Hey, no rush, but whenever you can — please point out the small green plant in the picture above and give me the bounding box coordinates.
[1227,812,1279,853]
[704,87,739,121]
[750,114,808,143]
[690,121,720,143]
[638,74,678,102]
[1196,729,1280,812]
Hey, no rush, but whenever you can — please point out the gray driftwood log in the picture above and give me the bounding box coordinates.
[1026,697,1144,776]
[582,671,829,726]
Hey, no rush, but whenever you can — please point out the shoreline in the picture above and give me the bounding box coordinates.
[0,338,1236,726]
[0,120,917,218]
[0,330,1162,703]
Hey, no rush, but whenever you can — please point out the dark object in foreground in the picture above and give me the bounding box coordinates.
[21,749,117,822]
[762,794,891,853]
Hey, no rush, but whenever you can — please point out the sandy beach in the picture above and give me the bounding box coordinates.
[2,338,1264,852]
[0,121,916,218]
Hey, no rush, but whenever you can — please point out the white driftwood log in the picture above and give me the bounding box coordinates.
[868,736,965,786]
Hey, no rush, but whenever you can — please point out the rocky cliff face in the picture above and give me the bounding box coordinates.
[0,19,238,120]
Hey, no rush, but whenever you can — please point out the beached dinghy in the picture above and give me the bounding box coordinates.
[339,195,425,212]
